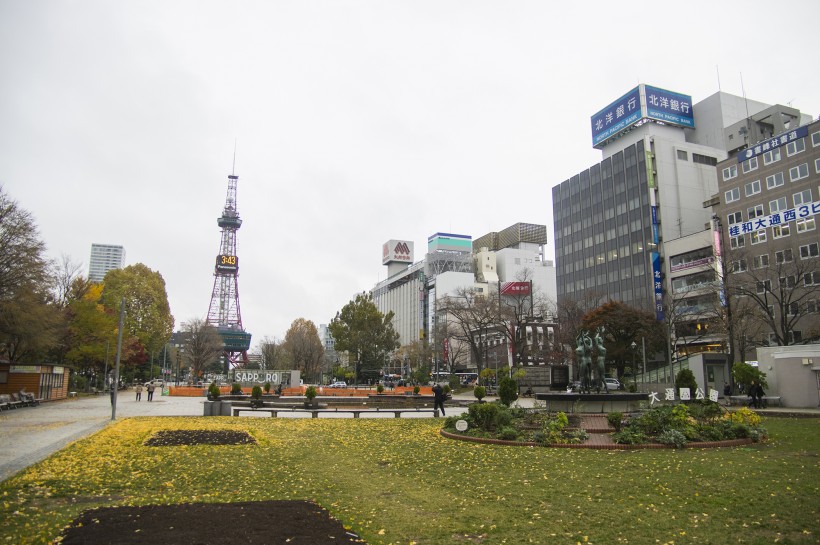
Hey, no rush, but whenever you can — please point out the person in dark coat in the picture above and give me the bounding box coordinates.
[432,383,446,416]
[748,381,759,408]
[755,383,766,408]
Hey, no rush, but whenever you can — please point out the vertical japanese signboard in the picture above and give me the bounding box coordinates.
[651,251,664,321]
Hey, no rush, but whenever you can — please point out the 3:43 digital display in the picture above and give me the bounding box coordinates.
[215,254,238,272]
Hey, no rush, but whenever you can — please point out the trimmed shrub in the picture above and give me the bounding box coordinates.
[675,369,698,398]
[498,377,518,407]
[467,401,512,432]
[607,411,624,432]
[251,385,262,399]
[208,382,221,399]
[474,385,486,402]
[305,385,318,400]
[658,429,687,448]
[231,382,243,395]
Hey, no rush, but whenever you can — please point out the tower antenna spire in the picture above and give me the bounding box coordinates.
[232,139,237,176]
[206,165,252,369]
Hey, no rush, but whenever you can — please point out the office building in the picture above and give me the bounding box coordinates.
[88,243,125,283]
[713,118,820,347]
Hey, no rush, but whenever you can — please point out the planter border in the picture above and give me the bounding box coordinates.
[439,429,757,450]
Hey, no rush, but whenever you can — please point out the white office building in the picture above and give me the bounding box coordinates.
[88,243,125,283]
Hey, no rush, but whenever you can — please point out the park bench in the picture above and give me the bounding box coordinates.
[231,406,439,418]
[1,394,25,409]
[727,395,782,407]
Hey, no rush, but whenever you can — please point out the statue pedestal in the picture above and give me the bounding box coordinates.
[534,392,648,413]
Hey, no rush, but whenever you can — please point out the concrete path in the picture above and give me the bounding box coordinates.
[0,393,204,482]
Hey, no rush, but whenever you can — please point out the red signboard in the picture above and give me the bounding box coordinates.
[500,282,531,295]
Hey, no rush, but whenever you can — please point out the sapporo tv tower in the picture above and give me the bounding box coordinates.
[206,164,252,369]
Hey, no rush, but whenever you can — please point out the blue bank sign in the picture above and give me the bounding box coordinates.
[591,84,694,147]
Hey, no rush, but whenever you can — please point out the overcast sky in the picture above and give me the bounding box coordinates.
[2,1,819,346]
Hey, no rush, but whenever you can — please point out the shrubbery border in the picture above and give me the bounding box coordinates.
[439,429,757,449]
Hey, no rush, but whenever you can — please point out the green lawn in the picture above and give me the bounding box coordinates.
[1,416,818,545]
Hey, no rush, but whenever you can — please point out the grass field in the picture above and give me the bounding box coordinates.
[1,415,818,544]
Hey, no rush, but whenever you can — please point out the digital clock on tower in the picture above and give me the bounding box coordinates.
[215,254,238,272]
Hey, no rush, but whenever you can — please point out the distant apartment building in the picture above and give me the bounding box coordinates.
[88,243,125,283]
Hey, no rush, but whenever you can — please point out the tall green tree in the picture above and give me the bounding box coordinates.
[63,283,119,370]
[99,263,175,359]
[581,301,666,378]
[0,186,60,362]
[0,185,50,303]
[328,293,400,383]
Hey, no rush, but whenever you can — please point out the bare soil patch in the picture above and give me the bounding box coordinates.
[144,429,255,446]
[58,500,366,544]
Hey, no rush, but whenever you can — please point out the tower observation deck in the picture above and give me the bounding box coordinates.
[206,173,252,367]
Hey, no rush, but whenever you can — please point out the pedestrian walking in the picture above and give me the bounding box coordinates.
[135,383,143,401]
[432,383,446,417]
[147,383,155,402]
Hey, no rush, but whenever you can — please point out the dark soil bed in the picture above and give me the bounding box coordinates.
[58,500,366,544]
[144,429,256,446]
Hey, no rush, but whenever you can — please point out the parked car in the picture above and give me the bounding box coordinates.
[603,378,621,390]
[329,381,347,388]
[144,380,165,389]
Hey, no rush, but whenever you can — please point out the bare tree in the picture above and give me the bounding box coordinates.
[283,318,325,383]
[439,287,501,383]
[180,318,224,384]
[257,336,285,370]
[726,247,820,345]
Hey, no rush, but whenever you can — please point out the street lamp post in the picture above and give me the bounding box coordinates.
[630,341,638,389]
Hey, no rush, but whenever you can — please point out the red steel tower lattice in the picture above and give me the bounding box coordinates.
[206,173,252,367]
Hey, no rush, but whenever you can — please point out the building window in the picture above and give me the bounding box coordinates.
[794,189,812,207]
[745,180,761,197]
[747,204,764,219]
[812,131,820,147]
[763,148,781,165]
[730,235,745,249]
[677,149,688,160]
[806,272,820,286]
[725,188,740,203]
[770,197,787,214]
[787,302,799,316]
[775,249,793,264]
[756,280,771,294]
[816,157,820,173]
[732,259,748,273]
[808,300,818,313]
[753,254,769,269]
[772,224,790,239]
[727,211,743,225]
[789,163,809,182]
[797,217,816,233]
[786,138,806,156]
[693,153,717,166]
[722,165,738,181]
[800,242,819,259]
[742,157,758,173]
[750,230,766,244]
[780,275,797,288]
[766,172,784,189]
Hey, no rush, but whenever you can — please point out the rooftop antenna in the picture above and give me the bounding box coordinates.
[716,65,721,91]
[232,139,237,176]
